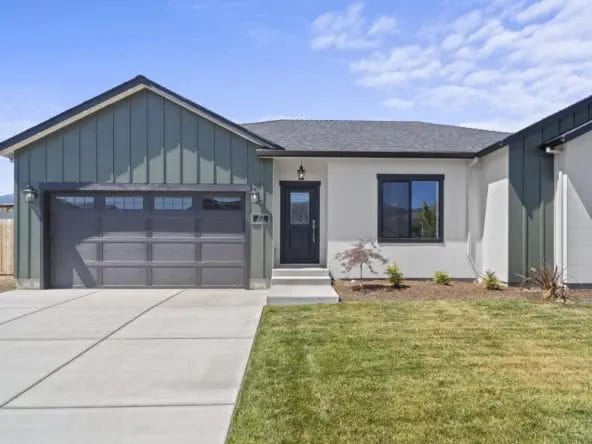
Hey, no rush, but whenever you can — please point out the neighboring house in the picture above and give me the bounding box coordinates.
[0,75,590,289]
[0,204,14,220]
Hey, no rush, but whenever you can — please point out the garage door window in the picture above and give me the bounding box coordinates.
[154,196,193,210]
[56,196,95,208]
[105,196,144,210]
[203,196,242,210]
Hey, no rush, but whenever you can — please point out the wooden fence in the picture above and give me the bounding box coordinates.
[0,219,14,275]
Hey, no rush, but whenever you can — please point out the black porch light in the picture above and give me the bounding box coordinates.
[297,162,306,181]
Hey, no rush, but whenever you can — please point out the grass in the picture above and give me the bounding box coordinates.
[228,300,592,443]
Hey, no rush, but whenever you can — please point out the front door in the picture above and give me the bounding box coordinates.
[280,181,320,264]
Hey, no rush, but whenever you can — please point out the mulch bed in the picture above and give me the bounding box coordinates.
[0,275,16,293]
[334,279,592,303]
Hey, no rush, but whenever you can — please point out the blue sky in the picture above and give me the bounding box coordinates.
[1,0,590,195]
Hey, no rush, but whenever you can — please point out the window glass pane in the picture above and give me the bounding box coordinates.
[290,192,310,225]
[154,196,193,210]
[105,195,144,210]
[381,182,409,238]
[411,181,439,239]
[203,196,242,210]
[56,195,95,209]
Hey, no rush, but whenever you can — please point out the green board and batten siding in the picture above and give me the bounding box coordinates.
[507,98,592,283]
[14,90,273,288]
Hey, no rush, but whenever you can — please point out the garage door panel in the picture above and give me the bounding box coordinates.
[103,242,147,262]
[201,267,244,287]
[152,217,197,238]
[201,243,244,262]
[53,266,99,288]
[201,215,244,234]
[151,267,196,287]
[102,215,147,238]
[50,192,247,288]
[102,267,147,286]
[152,243,196,262]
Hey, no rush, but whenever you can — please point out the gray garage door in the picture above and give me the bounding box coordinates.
[49,192,247,288]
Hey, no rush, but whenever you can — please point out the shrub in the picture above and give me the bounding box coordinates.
[387,263,405,288]
[480,270,503,290]
[433,271,451,285]
[334,240,388,289]
[521,264,568,302]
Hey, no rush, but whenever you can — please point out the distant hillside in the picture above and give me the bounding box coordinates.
[0,194,14,204]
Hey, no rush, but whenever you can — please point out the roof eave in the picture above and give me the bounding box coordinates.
[541,119,592,148]
[256,149,476,159]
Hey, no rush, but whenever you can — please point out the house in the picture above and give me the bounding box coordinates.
[0,204,14,220]
[0,75,590,289]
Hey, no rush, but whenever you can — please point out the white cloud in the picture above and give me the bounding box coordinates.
[322,0,592,131]
[368,16,397,36]
[310,3,396,50]
[516,0,565,22]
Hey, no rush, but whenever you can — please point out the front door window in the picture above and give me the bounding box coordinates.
[290,192,310,225]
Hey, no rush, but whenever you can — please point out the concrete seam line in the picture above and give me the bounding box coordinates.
[0,289,185,408]
[0,289,103,327]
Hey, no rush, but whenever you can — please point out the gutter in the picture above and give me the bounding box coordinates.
[256,149,476,159]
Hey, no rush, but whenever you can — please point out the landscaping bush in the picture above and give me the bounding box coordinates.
[521,264,568,302]
[334,240,387,289]
[480,270,503,290]
[433,271,451,285]
[387,263,404,288]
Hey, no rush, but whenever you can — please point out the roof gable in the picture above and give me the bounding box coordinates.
[0,75,282,156]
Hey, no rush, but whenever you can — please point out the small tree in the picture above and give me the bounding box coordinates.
[334,240,387,288]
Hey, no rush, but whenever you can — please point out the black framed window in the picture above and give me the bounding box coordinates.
[154,196,192,210]
[56,196,95,209]
[105,196,144,210]
[378,174,443,243]
[203,196,242,210]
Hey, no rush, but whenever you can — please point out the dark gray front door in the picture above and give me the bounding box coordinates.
[49,192,247,288]
[280,181,320,264]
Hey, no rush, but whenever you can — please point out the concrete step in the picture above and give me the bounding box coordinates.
[272,268,330,278]
[266,285,339,306]
[271,276,332,286]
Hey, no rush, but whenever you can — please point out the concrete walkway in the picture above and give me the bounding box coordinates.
[0,288,264,444]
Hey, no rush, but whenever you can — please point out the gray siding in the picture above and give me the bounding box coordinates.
[14,90,273,288]
[508,100,592,283]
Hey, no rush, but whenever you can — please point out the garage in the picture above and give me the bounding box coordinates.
[49,191,247,288]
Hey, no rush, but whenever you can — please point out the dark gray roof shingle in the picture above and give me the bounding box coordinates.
[242,120,509,154]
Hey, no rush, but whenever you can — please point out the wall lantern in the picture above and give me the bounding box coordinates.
[249,186,260,204]
[22,184,38,203]
[297,162,306,181]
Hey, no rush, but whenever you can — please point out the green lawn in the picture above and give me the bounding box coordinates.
[229,300,592,443]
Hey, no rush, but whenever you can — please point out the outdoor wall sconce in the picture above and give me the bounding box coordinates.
[249,186,261,204]
[297,162,306,181]
[22,184,38,203]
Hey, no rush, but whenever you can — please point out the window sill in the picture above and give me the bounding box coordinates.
[378,238,444,245]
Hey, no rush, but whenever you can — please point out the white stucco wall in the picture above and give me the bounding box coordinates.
[272,158,328,266]
[326,158,476,279]
[556,131,592,284]
[467,146,509,282]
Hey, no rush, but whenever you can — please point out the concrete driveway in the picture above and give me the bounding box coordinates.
[0,288,264,443]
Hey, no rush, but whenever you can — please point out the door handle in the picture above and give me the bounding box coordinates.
[312,219,316,243]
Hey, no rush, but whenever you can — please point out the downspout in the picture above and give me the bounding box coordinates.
[466,157,480,277]
[545,146,566,281]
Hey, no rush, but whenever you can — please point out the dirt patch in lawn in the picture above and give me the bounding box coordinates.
[0,275,16,293]
[334,279,592,303]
